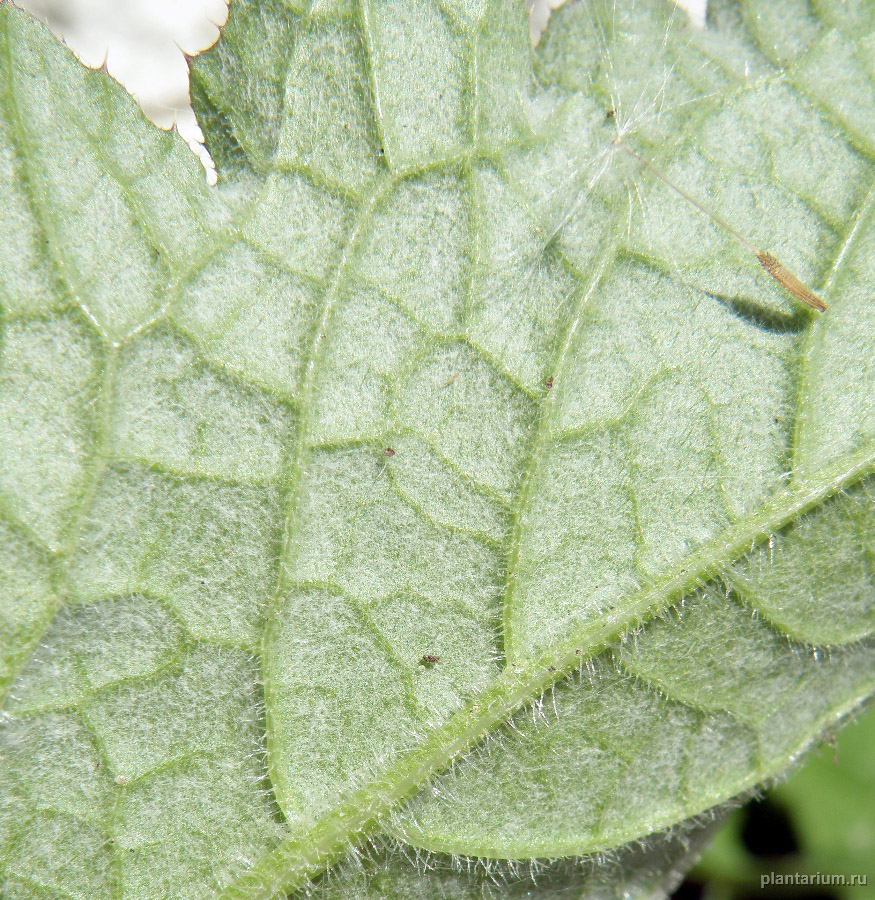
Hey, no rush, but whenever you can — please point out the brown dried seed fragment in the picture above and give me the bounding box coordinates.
[756,251,826,311]
[617,141,826,313]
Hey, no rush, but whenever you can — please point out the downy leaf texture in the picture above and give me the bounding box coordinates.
[0,0,873,896]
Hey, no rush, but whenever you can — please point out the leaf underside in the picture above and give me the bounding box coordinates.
[1,0,874,897]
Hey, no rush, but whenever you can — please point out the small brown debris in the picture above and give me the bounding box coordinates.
[421,654,440,665]
[605,108,615,119]
[382,447,395,457]
[545,375,554,389]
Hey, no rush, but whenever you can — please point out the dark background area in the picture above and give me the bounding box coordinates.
[674,704,875,899]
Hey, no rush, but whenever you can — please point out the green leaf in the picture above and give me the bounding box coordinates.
[1,0,874,897]
[693,701,875,897]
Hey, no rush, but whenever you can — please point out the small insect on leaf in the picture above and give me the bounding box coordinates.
[421,654,440,666]
[545,375,554,389]
[382,447,395,457]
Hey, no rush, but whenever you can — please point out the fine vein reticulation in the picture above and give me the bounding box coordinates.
[1,0,874,897]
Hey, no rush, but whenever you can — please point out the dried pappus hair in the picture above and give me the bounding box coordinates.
[619,142,826,310]
[539,0,827,313]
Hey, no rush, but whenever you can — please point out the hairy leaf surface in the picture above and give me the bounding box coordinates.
[1,0,873,897]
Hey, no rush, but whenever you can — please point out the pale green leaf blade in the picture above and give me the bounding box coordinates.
[1,0,874,898]
[311,825,720,899]
[0,8,223,341]
[0,6,287,896]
